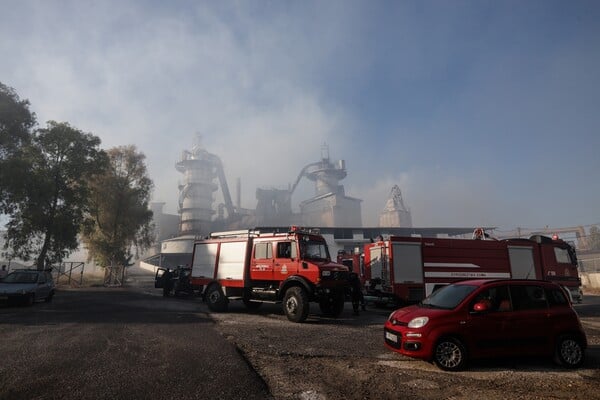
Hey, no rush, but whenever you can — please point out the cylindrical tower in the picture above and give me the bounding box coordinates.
[176,138,219,235]
[304,144,347,196]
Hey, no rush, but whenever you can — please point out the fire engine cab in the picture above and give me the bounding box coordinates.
[189,226,350,322]
[364,229,582,305]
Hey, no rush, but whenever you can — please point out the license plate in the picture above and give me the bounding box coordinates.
[385,331,398,343]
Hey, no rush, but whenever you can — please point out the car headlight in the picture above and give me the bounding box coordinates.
[321,270,331,277]
[387,311,403,326]
[407,316,429,328]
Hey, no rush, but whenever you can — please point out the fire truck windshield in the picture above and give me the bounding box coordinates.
[555,246,577,265]
[299,239,330,261]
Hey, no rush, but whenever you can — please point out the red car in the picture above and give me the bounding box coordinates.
[384,279,587,371]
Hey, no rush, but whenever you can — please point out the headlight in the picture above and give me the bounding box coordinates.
[388,311,402,325]
[321,270,331,277]
[408,316,429,328]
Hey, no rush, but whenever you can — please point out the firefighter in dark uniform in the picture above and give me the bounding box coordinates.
[349,269,366,315]
[162,268,174,297]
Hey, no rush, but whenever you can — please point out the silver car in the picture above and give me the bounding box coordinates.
[0,269,55,305]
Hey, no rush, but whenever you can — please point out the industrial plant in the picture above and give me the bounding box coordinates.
[142,136,480,270]
[170,137,370,235]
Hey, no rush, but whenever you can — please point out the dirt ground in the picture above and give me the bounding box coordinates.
[210,298,600,400]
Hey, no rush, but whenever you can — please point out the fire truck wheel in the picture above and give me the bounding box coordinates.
[206,283,228,312]
[554,335,585,368]
[283,286,309,323]
[433,337,467,371]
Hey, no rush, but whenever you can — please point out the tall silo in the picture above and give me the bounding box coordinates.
[175,138,219,235]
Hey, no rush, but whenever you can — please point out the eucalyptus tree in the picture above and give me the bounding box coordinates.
[82,145,154,277]
[4,121,107,269]
[0,82,36,213]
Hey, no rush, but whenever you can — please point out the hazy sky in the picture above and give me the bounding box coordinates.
[1,0,599,233]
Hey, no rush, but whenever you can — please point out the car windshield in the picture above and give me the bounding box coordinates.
[421,284,478,310]
[299,238,330,261]
[2,272,39,284]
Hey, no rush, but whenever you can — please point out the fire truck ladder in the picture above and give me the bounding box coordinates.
[210,229,261,238]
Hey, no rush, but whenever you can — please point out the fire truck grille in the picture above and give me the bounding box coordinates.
[322,271,349,281]
[333,271,349,281]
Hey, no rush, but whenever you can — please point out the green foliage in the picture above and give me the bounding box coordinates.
[0,82,35,155]
[4,121,107,269]
[1,83,154,273]
[0,82,36,212]
[588,226,600,251]
[82,145,154,269]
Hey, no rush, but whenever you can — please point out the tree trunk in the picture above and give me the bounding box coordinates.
[36,240,49,271]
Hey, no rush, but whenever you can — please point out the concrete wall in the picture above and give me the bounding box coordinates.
[581,272,600,289]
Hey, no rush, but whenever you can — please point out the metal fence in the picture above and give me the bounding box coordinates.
[53,262,86,286]
[579,257,600,273]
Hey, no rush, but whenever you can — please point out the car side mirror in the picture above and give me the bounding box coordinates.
[472,300,491,313]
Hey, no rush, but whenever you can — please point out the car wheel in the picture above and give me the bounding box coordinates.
[283,286,309,323]
[433,338,467,371]
[205,283,228,312]
[555,336,585,368]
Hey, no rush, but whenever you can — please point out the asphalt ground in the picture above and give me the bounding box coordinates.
[0,287,272,400]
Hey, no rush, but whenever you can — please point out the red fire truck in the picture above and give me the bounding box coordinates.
[364,230,582,305]
[189,227,350,322]
[336,249,364,282]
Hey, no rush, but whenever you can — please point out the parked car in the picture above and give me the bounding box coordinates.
[384,279,587,371]
[0,269,55,305]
